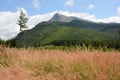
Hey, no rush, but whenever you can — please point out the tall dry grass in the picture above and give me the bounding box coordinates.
[0,45,120,80]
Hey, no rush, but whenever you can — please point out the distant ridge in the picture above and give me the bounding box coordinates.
[49,13,80,22]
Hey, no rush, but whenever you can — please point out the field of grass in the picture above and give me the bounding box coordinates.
[0,45,120,80]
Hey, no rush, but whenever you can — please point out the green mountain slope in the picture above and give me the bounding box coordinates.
[14,13,120,48]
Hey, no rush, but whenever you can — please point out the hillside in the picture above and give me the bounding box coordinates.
[14,13,120,48]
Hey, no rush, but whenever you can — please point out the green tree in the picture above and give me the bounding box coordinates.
[17,10,28,32]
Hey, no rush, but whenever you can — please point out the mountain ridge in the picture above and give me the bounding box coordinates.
[14,13,120,47]
[49,13,92,23]
[49,13,118,24]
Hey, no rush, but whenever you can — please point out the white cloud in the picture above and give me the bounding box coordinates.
[117,6,120,15]
[33,0,40,9]
[87,4,94,9]
[65,0,74,6]
[0,11,20,40]
[0,9,120,40]
[0,8,28,40]
[27,12,55,29]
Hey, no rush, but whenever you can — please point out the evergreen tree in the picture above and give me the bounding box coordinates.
[17,10,28,32]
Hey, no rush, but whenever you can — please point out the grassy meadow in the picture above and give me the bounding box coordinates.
[0,45,120,80]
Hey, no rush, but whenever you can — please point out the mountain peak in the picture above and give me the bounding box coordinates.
[49,13,68,22]
[54,13,61,17]
[49,13,77,22]
[52,13,64,19]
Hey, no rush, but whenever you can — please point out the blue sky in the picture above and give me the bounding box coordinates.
[0,0,120,18]
[0,0,120,40]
